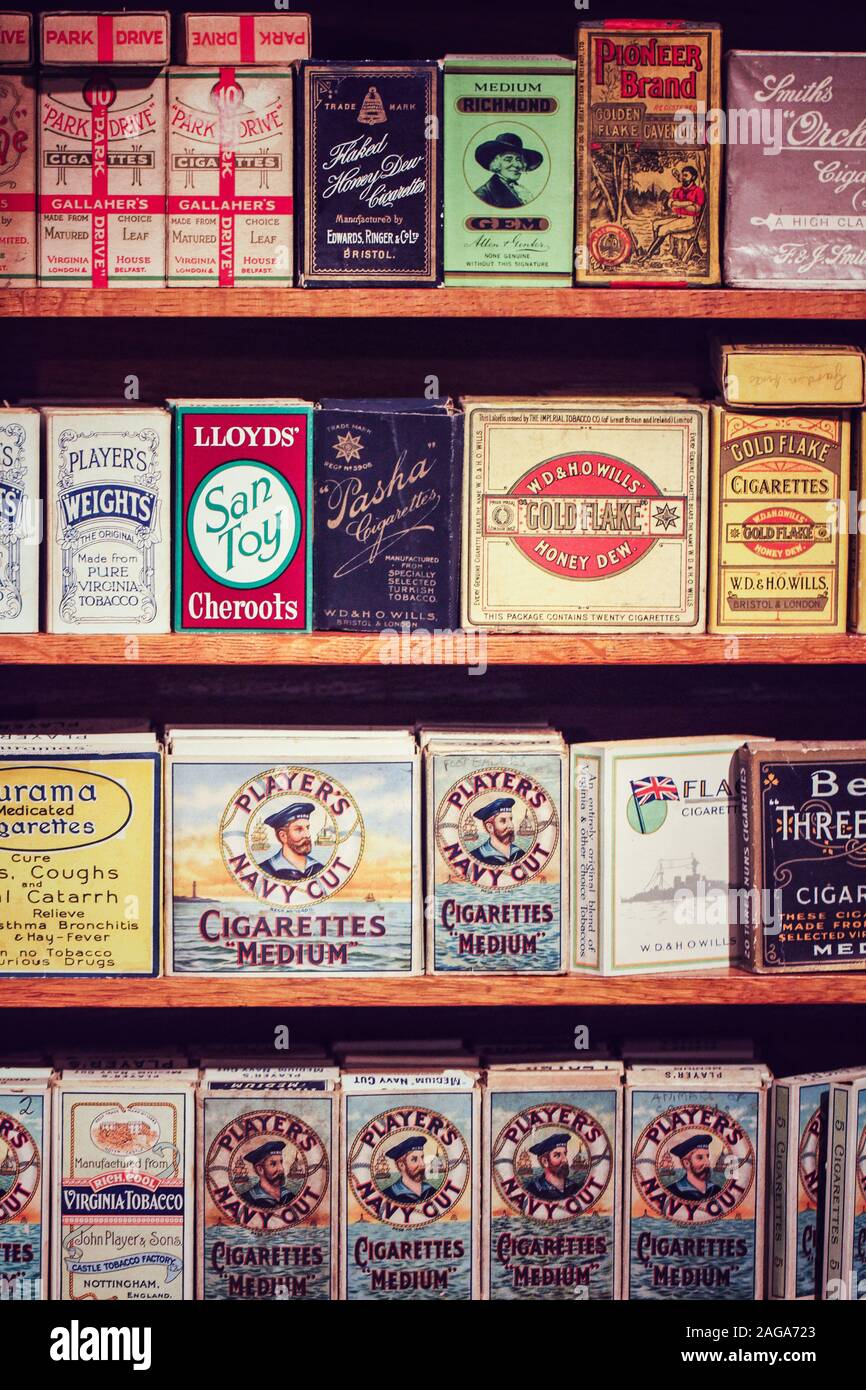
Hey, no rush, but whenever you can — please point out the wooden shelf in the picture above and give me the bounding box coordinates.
[3,287,865,320]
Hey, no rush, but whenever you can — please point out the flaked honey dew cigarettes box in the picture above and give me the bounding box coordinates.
[709,408,850,634]
[0,13,32,66]
[0,409,38,629]
[168,68,294,286]
[40,12,170,67]
[182,13,311,65]
[0,1075,50,1298]
[0,68,36,286]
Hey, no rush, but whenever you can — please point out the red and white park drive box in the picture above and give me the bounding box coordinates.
[39,70,167,286]
[0,69,35,285]
[0,12,32,66]
[40,12,170,67]
[168,67,293,286]
[182,13,311,64]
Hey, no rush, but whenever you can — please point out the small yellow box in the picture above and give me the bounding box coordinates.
[717,344,866,409]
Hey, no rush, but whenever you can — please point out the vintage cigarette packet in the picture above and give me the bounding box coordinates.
[38,69,167,286]
[166,728,422,976]
[0,732,161,977]
[575,20,721,286]
[424,731,567,973]
[0,12,31,66]
[442,55,575,286]
[0,1072,51,1299]
[52,1072,195,1300]
[43,406,171,633]
[0,408,38,630]
[822,1074,866,1299]
[725,52,866,288]
[853,412,866,633]
[716,344,866,410]
[462,397,707,632]
[40,12,170,67]
[484,1062,623,1299]
[167,66,294,286]
[313,398,462,634]
[172,399,312,632]
[341,1069,481,1300]
[182,13,311,65]
[298,61,440,287]
[199,1068,337,1300]
[708,407,850,634]
[571,736,753,975]
[738,741,866,973]
[0,68,35,286]
[624,1062,771,1300]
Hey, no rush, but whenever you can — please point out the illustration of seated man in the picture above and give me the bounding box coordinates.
[468,796,525,865]
[259,802,324,880]
[524,1133,580,1200]
[474,132,543,208]
[386,1137,436,1205]
[666,1134,722,1202]
[642,166,705,260]
[243,1140,295,1208]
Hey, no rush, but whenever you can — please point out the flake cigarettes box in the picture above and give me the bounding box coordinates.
[0,68,35,287]
[0,13,32,66]
[0,1071,51,1299]
[182,13,311,65]
[442,55,575,286]
[52,1071,195,1301]
[716,344,866,410]
[462,398,707,632]
[38,69,167,286]
[575,20,722,286]
[0,408,38,630]
[341,1069,480,1300]
[624,1063,771,1300]
[40,12,170,67]
[43,406,171,633]
[167,67,294,287]
[823,1074,866,1299]
[484,1062,623,1300]
[172,399,312,632]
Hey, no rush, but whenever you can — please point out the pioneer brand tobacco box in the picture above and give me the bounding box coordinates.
[709,407,850,634]
[576,20,721,286]
[822,1074,866,1300]
[0,1071,50,1299]
[0,408,38,630]
[40,12,170,66]
[462,398,707,631]
[182,13,311,65]
[0,12,32,66]
[716,344,866,410]
[442,55,575,286]
[298,61,440,287]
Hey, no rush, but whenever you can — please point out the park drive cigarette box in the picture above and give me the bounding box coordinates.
[52,1071,196,1301]
[571,737,750,976]
[0,1072,51,1299]
[167,67,295,287]
[717,345,866,409]
[0,68,35,287]
[822,1075,866,1299]
[0,731,161,977]
[576,20,721,286]
[40,12,170,67]
[725,52,866,288]
[738,741,866,974]
[423,731,567,974]
[38,70,167,286]
[0,13,31,66]
[462,398,707,631]
[0,409,38,630]
[624,1063,771,1300]
[43,407,171,633]
[709,408,850,634]
[182,13,311,64]
[442,55,575,286]
[199,1068,337,1300]
[484,1062,623,1300]
[298,61,440,288]
[341,1069,480,1300]
[172,400,312,632]
[165,727,422,976]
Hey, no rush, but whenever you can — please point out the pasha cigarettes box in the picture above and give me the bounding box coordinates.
[576,20,721,286]
[0,409,38,631]
[424,732,567,974]
[166,728,422,977]
[0,1074,50,1299]
[624,1063,771,1300]
[172,400,312,632]
[739,741,866,974]
[167,67,294,287]
[717,344,866,409]
[709,407,850,634]
[462,398,707,631]
[199,1070,337,1300]
[298,61,440,287]
[0,13,31,66]
[341,1069,480,1300]
[0,732,161,977]
[53,1073,195,1300]
[182,13,311,65]
[314,399,462,633]
[39,70,167,286]
[725,52,866,288]
[571,737,752,976]
[484,1063,623,1300]
[823,1075,866,1299]
[43,407,171,633]
[40,12,170,67]
[442,55,575,286]
[0,70,35,286]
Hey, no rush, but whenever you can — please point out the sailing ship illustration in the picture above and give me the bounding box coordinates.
[623,853,726,904]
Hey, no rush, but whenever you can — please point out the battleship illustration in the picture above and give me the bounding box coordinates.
[623,854,726,904]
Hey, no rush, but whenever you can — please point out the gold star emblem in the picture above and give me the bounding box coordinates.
[333,431,363,462]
